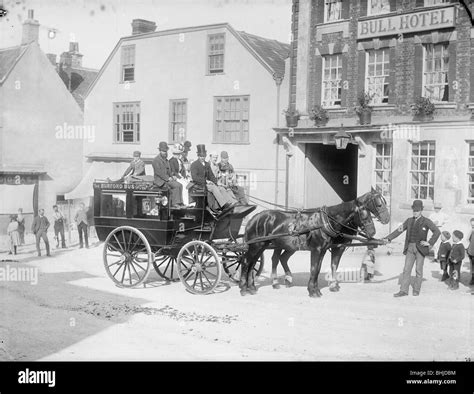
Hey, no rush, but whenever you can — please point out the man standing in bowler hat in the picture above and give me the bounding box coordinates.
[152,141,184,208]
[383,200,440,297]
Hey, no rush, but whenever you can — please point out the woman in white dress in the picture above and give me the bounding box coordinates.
[170,144,190,205]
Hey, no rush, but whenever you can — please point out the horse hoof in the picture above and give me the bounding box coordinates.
[248,287,258,295]
[309,291,322,298]
[272,284,280,290]
[285,280,293,288]
[240,289,249,296]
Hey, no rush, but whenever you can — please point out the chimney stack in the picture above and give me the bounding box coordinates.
[21,9,40,45]
[59,41,83,68]
[131,19,157,35]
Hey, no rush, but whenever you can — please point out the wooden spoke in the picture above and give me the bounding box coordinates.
[177,241,222,295]
[103,226,152,288]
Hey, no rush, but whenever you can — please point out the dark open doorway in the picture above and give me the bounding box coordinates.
[305,143,358,202]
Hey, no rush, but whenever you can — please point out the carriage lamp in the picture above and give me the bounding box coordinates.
[334,128,351,150]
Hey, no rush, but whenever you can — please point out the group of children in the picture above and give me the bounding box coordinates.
[437,217,474,290]
[360,217,474,290]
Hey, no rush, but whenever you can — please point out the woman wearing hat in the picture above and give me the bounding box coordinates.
[218,151,248,205]
[7,215,20,255]
[383,199,440,297]
[152,141,184,208]
[169,143,189,205]
[190,144,236,212]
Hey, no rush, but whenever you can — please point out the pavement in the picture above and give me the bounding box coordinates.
[0,238,472,361]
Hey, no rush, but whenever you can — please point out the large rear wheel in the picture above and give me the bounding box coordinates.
[152,248,180,282]
[103,226,152,288]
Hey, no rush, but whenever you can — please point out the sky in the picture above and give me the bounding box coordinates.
[0,0,292,69]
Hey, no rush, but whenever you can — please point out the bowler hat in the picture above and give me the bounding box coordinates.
[221,151,229,159]
[158,141,169,151]
[453,230,464,240]
[183,141,192,152]
[411,200,423,211]
[196,144,207,157]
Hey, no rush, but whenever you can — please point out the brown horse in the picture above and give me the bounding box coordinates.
[240,190,390,297]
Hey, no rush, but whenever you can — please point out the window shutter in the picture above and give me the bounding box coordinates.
[357,50,366,96]
[447,42,456,103]
[360,0,368,17]
[341,53,349,107]
[389,0,397,12]
[316,0,325,24]
[342,0,350,19]
[388,47,397,105]
[414,44,424,99]
[314,56,323,105]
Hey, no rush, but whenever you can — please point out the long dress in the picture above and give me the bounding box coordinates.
[7,221,20,252]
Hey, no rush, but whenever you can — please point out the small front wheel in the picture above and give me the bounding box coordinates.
[177,241,222,295]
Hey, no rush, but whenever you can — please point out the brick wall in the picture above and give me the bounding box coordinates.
[289,0,299,111]
[292,0,473,119]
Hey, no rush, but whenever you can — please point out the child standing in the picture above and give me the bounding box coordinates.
[7,215,20,255]
[467,218,474,286]
[360,245,376,282]
[448,230,465,290]
[438,231,452,282]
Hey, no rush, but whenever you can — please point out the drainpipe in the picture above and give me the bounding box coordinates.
[281,136,294,209]
[273,74,283,205]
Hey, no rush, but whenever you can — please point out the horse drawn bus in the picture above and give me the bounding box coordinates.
[93,179,263,295]
[94,178,389,297]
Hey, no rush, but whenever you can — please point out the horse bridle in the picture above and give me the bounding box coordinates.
[364,193,387,221]
[320,203,373,239]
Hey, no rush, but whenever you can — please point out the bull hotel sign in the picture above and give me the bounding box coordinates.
[358,6,455,39]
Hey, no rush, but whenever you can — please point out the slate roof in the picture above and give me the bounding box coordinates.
[237,31,290,79]
[0,45,29,84]
[58,66,99,111]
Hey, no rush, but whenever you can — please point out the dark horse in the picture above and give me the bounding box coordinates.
[239,189,390,297]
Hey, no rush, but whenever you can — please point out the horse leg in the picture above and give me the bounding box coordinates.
[307,247,325,297]
[329,247,345,292]
[244,243,266,295]
[280,250,295,287]
[271,249,282,289]
[239,253,250,296]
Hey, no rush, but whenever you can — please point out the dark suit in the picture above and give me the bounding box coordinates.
[448,243,465,285]
[169,157,186,178]
[31,215,50,256]
[190,160,233,209]
[152,154,183,206]
[387,215,440,294]
[437,241,451,271]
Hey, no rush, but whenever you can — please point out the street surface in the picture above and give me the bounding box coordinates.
[0,235,472,361]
